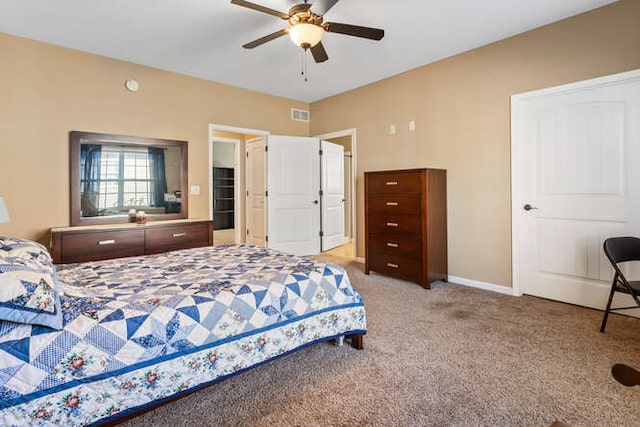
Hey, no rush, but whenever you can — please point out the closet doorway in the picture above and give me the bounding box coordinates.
[315,129,357,260]
[211,138,238,245]
[209,125,267,246]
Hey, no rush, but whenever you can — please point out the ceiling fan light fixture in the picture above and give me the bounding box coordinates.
[289,23,324,49]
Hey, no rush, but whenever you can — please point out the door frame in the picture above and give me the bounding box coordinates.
[208,124,270,245]
[510,68,640,298]
[314,128,358,260]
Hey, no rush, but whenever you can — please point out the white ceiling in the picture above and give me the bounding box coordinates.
[0,0,617,102]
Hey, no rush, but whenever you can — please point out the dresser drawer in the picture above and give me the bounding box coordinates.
[368,254,423,283]
[366,171,423,194]
[368,232,423,258]
[367,194,422,214]
[145,223,211,254]
[59,229,145,263]
[368,212,422,233]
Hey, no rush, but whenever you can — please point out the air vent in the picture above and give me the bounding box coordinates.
[291,108,310,122]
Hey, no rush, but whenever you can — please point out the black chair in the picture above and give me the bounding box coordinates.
[601,237,640,332]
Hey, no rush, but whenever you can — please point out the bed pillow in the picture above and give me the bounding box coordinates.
[0,255,63,329]
[0,236,53,268]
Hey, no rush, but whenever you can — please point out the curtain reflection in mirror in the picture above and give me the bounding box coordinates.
[149,147,167,209]
[80,144,102,217]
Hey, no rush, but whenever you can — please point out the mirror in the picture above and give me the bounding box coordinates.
[70,131,188,226]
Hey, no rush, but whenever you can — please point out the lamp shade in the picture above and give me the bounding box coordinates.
[0,197,10,223]
[289,23,324,48]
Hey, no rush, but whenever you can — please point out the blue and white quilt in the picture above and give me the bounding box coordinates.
[0,244,366,426]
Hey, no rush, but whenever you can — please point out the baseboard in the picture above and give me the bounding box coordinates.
[355,257,365,264]
[447,275,516,296]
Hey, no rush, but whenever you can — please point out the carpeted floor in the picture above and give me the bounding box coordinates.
[123,255,640,426]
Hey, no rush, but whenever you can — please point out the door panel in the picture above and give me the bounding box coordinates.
[267,135,320,255]
[344,154,352,239]
[513,72,640,312]
[321,140,346,251]
[245,137,266,246]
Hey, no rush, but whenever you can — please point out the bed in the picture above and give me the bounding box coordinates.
[0,238,366,426]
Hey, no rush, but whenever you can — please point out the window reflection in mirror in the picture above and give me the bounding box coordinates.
[70,132,188,226]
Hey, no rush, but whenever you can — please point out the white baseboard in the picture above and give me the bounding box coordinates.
[355,257,365,264]
[447,275,516,296]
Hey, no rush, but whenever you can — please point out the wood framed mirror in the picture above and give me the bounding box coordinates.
[70,131,188,226]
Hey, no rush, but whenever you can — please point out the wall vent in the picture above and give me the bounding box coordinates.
[291,108,310,122]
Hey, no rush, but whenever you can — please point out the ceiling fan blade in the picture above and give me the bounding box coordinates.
[310,41,329,63]
[230,0,290,20]
[325,22,384,40]
[310,0,340,16]
[242,28,289,49]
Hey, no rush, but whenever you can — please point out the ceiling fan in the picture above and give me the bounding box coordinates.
[230,0,385,63]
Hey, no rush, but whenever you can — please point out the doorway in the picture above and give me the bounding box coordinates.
[315,128,357,260]
[209,124,268,246]
[211,138,239,245]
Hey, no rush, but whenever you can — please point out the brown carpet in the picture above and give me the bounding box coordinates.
[123,255,640,426]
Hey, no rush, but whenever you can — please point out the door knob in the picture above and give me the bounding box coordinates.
[523,204,538,211]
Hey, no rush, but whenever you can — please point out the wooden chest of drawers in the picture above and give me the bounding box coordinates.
[50,219,213,264]
[364,169,447,289]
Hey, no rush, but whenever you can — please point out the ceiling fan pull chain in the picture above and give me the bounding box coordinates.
[300,49,309,83]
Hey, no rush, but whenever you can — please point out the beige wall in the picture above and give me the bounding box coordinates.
[310,0,640,287]
[0,33,309,243]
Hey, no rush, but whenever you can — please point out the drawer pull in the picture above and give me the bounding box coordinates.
[98,239,115,245]
[172,232,187,238]
[386,202,399,206]
[386,222,399,227]
[386,242,399,248]
[385,181,398,186]
[386,262,399,269]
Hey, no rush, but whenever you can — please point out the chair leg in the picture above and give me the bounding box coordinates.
[600,276,618,333]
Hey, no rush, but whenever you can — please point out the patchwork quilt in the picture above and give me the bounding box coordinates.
[0,244,366,426]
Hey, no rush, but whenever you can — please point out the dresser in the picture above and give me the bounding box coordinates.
[50,219,213,264]
[364,168,447,289]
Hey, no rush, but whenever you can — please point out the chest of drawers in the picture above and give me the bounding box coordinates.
[364,169,447,288]
[50,219,213,264]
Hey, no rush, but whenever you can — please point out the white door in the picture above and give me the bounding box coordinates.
[513,70,640,310]
[245,137,267,246]
[267,135,321,256]
[321,140,346,251]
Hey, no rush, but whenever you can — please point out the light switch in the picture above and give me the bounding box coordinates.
[409,121,416,132]
[190,185,200,195]
[389,124,396,135]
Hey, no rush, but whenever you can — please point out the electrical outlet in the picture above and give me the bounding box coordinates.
[409,121,416,132]
[190,185,200,195]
